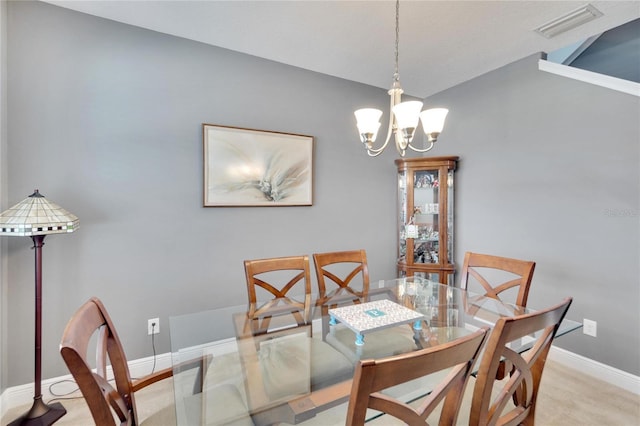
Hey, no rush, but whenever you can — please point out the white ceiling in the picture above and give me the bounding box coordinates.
[43,0,640,97]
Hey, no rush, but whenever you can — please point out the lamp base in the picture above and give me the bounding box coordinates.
[7,397,66,426]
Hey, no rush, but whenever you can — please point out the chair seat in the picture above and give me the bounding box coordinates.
[140,404,177,426]
[259,335,354,401]
[309,338,355,388]
[326,325,417,363]
[424,326,471,345]
[182,383,254,426]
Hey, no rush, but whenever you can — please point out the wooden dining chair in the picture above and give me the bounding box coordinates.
[61,297,253,426]
[241,255,354,408]
[60,297,176,425]
[345,327,489,426]
[313,250,417,363]
[460,252,536,307]
[469,297,573,426]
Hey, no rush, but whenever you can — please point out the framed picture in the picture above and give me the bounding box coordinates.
[203,124,314,207]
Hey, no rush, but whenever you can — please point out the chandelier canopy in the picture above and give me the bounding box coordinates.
[354,0,448,157]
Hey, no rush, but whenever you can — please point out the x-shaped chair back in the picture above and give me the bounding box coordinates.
[460,252,536,307]
[346,327,489,425]
[469,297,572,426]
[313,249,370,303]
[313,250,371,339]
[244,255,312,334]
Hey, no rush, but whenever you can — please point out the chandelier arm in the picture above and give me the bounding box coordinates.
[366,94,397,156]
[407,140,436,153]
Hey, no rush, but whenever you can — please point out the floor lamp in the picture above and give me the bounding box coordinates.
[0,190,79,426]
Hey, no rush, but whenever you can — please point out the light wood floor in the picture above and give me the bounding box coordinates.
[3,359,639,425]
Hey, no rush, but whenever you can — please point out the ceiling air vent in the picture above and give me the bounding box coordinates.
[535,4,603,38]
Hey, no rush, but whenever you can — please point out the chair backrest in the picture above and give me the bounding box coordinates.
[313,249,370,302]
[60,297,139,425]
[460,252,536,307]
[469,297,573,426]
[244,255,312,333]
[313,250,371,340]
[345,327,489,426]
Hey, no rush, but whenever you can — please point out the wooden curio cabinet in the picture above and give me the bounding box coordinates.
[395,156,458,284]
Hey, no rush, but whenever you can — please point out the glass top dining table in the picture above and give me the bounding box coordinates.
[169,277,581,426]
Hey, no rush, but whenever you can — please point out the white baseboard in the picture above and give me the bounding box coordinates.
[0,352,173,420]
[548,346,640,395]
[2,344,638,420]
[0,337,240,421]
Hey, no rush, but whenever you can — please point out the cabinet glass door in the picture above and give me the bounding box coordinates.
[398,170,408,264]
[446,169,454,265]
[412,170,440,264]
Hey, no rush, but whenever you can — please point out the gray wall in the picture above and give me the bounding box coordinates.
[428,54,639,375]
[4,1,401,386]
[0,0,7,396]
[3,0,639,389]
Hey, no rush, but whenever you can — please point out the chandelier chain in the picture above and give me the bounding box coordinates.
[394,0,400,82]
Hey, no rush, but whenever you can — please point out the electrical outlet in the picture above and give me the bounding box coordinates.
[583,318,597,337]
[148,318,159,335]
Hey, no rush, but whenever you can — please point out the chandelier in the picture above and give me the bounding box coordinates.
[354,0,448,157]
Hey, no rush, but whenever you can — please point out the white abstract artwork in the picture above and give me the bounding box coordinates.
[203,124,313,206]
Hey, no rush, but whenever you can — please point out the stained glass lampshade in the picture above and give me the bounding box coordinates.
[0,189,79,236]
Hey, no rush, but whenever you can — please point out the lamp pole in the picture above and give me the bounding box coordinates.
[9,235,66,425]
